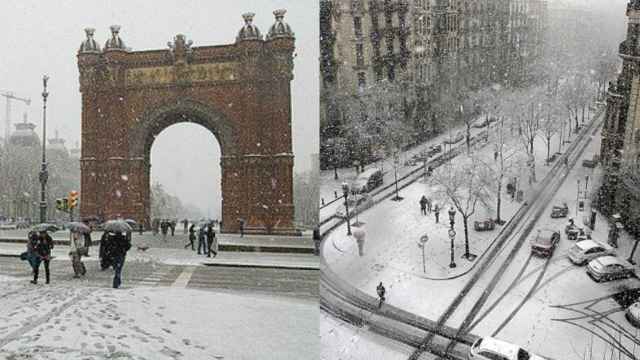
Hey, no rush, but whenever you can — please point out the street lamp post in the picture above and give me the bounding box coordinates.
[448,228,457,268]
[341,182,352,236]
[448,206,456,230]
[39,75,49,224]
[448,207,457,268]
[418,235,429,273]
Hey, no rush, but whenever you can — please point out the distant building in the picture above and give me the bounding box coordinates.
[320,0,546,169]
[599,0,640,237]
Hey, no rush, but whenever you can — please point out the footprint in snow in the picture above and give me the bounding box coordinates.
[161,328,171,334]
[94,342,104,349]
[182,339,191,346]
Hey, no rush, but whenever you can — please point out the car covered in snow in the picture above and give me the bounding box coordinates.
[469,336,546,360]
[586,256,636,282]
[626,301,640,328]
[335,194,374,219]
[350,168,384,194]
[550,203,569,218]
[567,240,615,265]
[530,229,560,257]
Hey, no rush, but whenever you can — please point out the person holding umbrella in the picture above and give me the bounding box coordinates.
[31,230,54,284]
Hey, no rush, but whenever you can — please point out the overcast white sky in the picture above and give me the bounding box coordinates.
[0,0,319,217]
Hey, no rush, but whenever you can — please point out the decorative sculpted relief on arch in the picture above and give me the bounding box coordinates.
[78,24,296,235]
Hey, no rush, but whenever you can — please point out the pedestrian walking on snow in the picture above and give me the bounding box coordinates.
[31,231,54,284]
[197,227,206,255]
[419,195,428,215]
[160,221,169,241]
[434,204,440,224]
[206,224,218,257]
[376,282,386,308]
[69,231,87,278]
[105,231,131,289]
[427,198,432,213]
[185,224,196,250]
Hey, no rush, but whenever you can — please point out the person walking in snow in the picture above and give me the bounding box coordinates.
[183,219,189,234]
[107,231,131,289]
[206,224,218,258]
[376,282,386,308]
[197,226,207,255]
[160,220,169,241]
[31,230,54,284]
[185,224,196,250]
[69,231,87,278]
[419,195,428,216]
[426,197,432,213]
[434,204,440,224]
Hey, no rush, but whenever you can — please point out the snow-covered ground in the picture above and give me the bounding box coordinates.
[0,277,318,359]
[320,312,418,360]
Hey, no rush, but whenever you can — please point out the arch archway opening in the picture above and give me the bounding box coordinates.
[148,121,222,227]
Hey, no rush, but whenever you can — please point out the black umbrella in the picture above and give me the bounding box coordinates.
[66,221,91,234]
[32,223,59,233]
[124,219,138,227]
[103,219,133,233]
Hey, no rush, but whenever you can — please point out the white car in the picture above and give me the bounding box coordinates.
[567,240,615,265]
[586,256,636,282]
[626,301,640,328]
[469,337,546,360]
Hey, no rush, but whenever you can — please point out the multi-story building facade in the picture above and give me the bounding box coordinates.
[320,0,546,169]
[599,0,640,237]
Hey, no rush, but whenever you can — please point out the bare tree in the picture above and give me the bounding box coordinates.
[538,96,563,165]
[428,154,492,259]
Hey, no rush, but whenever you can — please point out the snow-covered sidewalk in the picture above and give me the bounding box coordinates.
[0,276,318,359]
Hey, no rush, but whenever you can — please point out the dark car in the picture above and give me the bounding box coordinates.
[550,203,569,218]
[474,219,496,232]
[530,229,561,257]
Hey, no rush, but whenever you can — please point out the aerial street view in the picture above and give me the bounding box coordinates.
[320,0,640,359]
[0,1,319,359]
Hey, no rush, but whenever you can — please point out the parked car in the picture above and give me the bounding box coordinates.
[586,256,636,282]
[626,301,640,328]
[350,168,384,194]
[336,194,374,219]
[469,336,546,360]
[530,229,560,257]
[474,219,496,232]
[568,240,615,265]
[430,144,443,154]
[404,158,417,167]
[550,203,569,218]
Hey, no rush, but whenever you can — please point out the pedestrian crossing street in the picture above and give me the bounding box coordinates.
[0,257,318,298]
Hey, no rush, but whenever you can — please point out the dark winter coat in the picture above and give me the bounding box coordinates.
[32,233,54,260]
[188,225,196,241]
[419,196,428,209]
[106,233,131,258]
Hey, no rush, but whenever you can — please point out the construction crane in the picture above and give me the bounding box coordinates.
[0,91,31,145]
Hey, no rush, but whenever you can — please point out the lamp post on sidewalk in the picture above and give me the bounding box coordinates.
[341,182,352,236]
[39,75,49,224]
[448,228,456,268]
[418,234,429,273]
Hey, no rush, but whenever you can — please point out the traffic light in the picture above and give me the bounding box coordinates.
[55,198,68,211]
[68,191,79,210]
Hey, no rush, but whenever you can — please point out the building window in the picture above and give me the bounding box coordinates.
[354,17,363,37]
[358,72,366,91]
[356,43,365,67]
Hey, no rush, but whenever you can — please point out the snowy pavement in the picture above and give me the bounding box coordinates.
[0,276,318,359]
[320,311,419,360]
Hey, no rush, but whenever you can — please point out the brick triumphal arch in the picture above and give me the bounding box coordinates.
[77,11,296,234]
